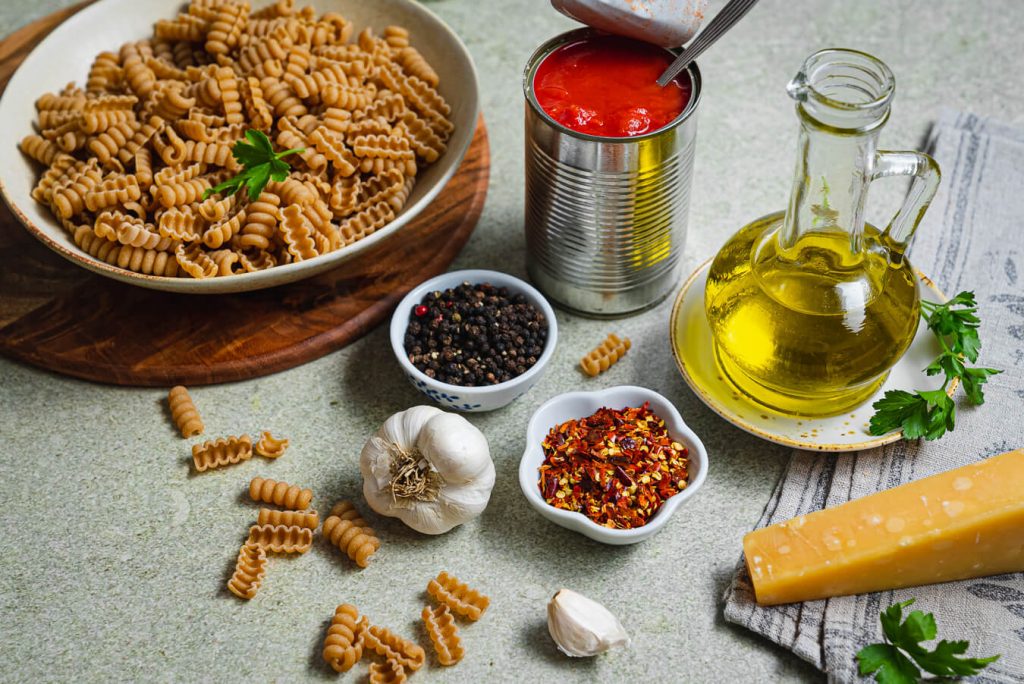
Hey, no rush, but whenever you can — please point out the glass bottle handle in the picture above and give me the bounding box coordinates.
[871,150,941,249]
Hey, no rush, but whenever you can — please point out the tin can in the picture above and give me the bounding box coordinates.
[523,28,702,316]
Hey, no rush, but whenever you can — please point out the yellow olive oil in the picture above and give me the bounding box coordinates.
[704,212,920,416]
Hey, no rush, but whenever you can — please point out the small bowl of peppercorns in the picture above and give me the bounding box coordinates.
[390,269,558,412]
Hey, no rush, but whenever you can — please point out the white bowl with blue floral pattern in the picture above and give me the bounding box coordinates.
[389,269,558,412]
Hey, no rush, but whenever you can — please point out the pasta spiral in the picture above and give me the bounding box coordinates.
[421,604,465,666]
[191,434,253,472]
[227,541,267,600]
[426,571,490,621]
[256,507,317,530]
[362,623,425,672]
[322,604,366,673]
[254,431,289,459]
[322,500,379,568]
[167,385,204,437]
[246,524,313,554]
[368,660,406,684]
[248,476,312,510]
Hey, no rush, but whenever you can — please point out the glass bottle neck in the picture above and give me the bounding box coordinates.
[779,112,882,253]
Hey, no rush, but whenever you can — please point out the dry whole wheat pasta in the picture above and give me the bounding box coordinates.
[20,1,452,279]
[322,604,366,673]
[227,541,267,600]
[248,476,312,509]
[167,385,204,437]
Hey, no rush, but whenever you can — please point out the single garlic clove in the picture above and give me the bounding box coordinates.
[547,588,630,657]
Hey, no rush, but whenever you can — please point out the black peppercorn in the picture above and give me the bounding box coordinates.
[403,281,549,387]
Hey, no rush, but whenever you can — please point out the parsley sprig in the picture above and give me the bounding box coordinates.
[202,130,304,201]
[868,291,1001,441]
[857,599,999,684]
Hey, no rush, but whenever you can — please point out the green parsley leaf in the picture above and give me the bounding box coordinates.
[857,599,999,683]
[869,291,1002,441]
[857,643,921,684]
[960,366,1002,405]
[202,129,304,201]
[869,391,930,439]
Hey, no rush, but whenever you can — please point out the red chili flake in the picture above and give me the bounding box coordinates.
[413,305,428,317]
[537,402,690,530]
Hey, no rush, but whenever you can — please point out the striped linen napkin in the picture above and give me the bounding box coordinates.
[722,110,1024,683]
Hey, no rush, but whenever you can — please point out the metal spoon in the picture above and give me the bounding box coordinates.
[656,0,760,86]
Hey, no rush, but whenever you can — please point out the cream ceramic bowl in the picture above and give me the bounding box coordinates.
[518,385,708,545]
[389,269,558,412]
[0,0,479,293]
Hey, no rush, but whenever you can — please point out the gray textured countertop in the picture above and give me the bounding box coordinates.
[3,1,1023,682]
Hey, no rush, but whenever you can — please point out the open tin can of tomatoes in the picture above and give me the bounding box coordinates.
[523,29,701,316]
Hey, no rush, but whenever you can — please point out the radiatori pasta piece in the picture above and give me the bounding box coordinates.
[227,541,267,600]
[280,204,318,261]
[254,431,289,459]
[192,434,253,472]
[362,623,425,672]
[20,0,453,278]
[368,659,406,684]
[421,604,465,666]
[322,500,379,568]
[580,333,631,377]
[249,476,313,510]
[167,385,204,437]
[426,571,490,621]
[256,507,318,530]
[322,604,366,673]
[246,523,314,554]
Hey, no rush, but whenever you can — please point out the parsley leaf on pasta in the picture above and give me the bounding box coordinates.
[203,130,304,201]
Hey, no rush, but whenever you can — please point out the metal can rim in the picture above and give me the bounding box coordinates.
[522,27,703,143]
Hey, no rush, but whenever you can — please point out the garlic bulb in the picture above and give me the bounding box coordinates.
[359,406,495,535]
[547,589,630,657]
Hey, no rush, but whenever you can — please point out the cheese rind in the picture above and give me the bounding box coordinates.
[744,449,1024,606]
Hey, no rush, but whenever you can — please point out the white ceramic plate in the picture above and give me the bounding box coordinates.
[669,260,951,452]
[519,385,708,545]
[0,0,479,294]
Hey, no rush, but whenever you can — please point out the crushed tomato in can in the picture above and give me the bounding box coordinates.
[537,402,690,529]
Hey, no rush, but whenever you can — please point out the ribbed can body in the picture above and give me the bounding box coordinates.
[523,29,701,316]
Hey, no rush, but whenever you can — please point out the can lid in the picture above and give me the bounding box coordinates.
[550,0,707,48]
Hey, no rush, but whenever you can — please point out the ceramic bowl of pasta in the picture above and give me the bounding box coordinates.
[0,0,478,293]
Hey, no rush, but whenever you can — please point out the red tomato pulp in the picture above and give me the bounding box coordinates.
[532,34,692,138]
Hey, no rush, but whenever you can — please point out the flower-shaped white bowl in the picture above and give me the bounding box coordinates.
[0,0,479,293]
[390,269,558,412]
[519,385,708,545]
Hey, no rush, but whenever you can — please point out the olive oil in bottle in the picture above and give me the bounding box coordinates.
[704,50,940,417]
[705,214,920,415]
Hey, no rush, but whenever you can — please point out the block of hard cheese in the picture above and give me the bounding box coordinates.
[744,449,1024,606]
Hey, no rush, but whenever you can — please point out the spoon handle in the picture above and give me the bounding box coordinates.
[656,0,760,87]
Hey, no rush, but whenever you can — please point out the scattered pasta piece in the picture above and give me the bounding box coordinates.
[167,385,204,437]
[362,623,425,672]
[322,604,366,673]
[426,571,489,621]
[256,507,319,530]
[192,435,253,472]
[421,604,464,666]
[247,524,314,554]
[254,431,289,459]
[368,659,406,684]
[249,476,313,510]
[226,541,266,600]
[580,333,632,377]
[322,500,380,568]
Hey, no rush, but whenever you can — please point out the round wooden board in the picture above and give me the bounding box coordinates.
[0,2,489,386]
